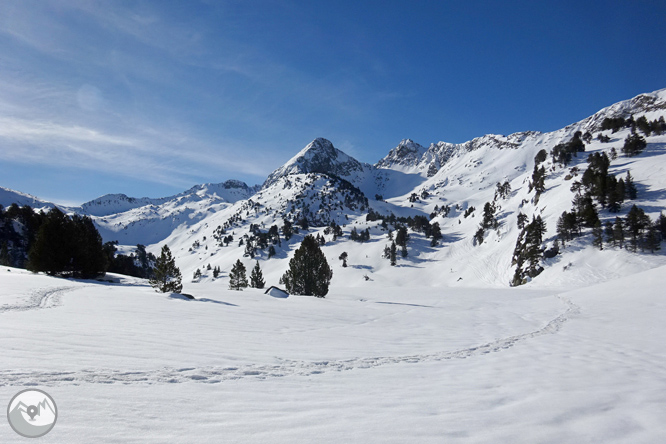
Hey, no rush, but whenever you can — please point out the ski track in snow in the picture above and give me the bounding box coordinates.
[0,285,580,387]
[0,285,81,313]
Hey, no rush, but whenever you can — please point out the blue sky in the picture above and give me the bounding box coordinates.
[1,0,665,205]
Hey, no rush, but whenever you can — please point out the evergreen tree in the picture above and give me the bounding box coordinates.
[604,221,615,246]
[281,235,332,297]
[430,222,442,246]
[395,226,409,247]
[474,227,485,245]
[149,245,183,293]
[282,219,293,241]
[534,149,548,165]
[229,259,248,290]
[390,241,397,266]
[644,224,661,253]
[213,266,220,278]
[657,212,666,239]
[250,261,265,289]
[557,211,573,244]
[481,202,498,229]
[0,241,10,266]
[624,171,637,199]
[71,215,108,278]
[193,268,202,280]
[28,208,75,276]
[517,212,528,230]
[592,221,603,250]
[339,251,348,267]
[613,217,625,249]
[530,165,546,194]
[511,216,547,285]
[268,245,276,259]
[625,205,648,252]
[401,244,408,258]
[622,133,647,157]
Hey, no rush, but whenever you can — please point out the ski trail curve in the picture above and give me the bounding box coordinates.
[0,295,580,387]
[0,285,80,313]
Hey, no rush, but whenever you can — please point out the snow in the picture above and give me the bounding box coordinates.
[2,87,666,441]
[1,264,666,442]
[265,286,289,298]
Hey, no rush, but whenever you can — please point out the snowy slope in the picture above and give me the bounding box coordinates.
[87,180,259,245]
[2,262,666,442]
[2,88,666,288]
[141,88,666,289]
[0,186,63,212]
[2,88,666,443]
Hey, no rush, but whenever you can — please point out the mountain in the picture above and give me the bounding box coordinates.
[2,88,666,287]
[0,187,62,211]
[85,180,260,245]
[150,87,666,287]
[375,139,427,172]
[81,180,258,217]
[263,138,370,188]
[376,133,542,178]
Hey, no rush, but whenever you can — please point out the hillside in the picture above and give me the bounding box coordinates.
[145,88,666,289]
[2,88,666,288]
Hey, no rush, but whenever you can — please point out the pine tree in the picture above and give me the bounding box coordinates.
[604,221,615,246]
[644,224,661,253]
[613,217,625,249]
[390,241,397,266]
[281,235,332,297]
[622,133,647,157]
[624,171,637,199]
[592,221,603,250]
[517,212,528,230]
[474,227,485,245]
[193,268,202,281]
[657,212,666,239]
[557,211,572,244]
[481,202,498,229]
[268,245,276,259]
[149,245,183,293]
[339,252,348,267]
[71,215,108,278]
[430,222,442,246]
[213,266,220,278]
[401,244,408,258]
[282,219,293,241]
[395,226,409,247]
[250,261,265,289]
[229,259,248,290]
[625,205,647,252]
[0,241,10,267]
[28,207,73,275]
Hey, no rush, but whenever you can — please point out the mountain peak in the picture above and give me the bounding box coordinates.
[375,139,427,171]
[263,138,368,189]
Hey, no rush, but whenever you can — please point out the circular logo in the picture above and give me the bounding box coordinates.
[7,389,58,438]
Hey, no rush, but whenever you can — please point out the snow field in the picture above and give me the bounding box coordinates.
[2,265,666,442]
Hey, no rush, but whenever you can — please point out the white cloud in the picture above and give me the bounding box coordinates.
[0,116,271,187]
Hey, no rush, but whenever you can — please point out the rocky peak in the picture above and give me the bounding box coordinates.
[263,138,369,189]
[376,139,427,170]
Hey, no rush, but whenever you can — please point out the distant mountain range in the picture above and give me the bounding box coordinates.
[2,88,666,286]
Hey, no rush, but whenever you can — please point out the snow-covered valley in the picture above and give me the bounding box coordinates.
[2,88,666,442]
[1,265,665,443]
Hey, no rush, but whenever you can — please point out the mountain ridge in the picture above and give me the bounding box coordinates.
[2,87,666,287]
